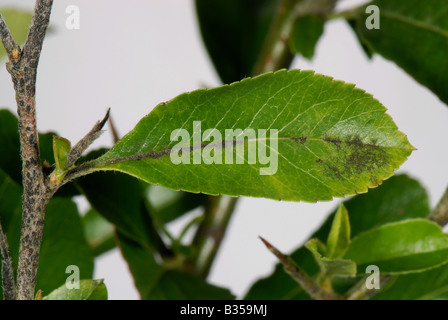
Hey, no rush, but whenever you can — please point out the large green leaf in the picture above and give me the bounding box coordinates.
[349,0,448,104]
[344,219,448,274]
[118,233,235,300]
[89,70,413,202]
[195,0,278,83]
[0,9,33,60]
[372,264,448,300]
[244,174,429,299]
[43,279,107,300]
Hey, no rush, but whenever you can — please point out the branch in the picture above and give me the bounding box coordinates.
[345,274,393,300]
[252,0,336,75]
[184,196,238,277]
[0,220,16,300]
[428,186,448,227]
[22,0,54,69]
[259,237,343,300]
[0,0,55,300]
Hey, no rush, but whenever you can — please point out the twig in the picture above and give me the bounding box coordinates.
[345,274,393,300]
[0,13,20,62]
[0,220,16,300]
[428,186,448,227]
[0,0,54,300]
[66,108,110,167]
[259,236,343,300]
[184,196,238,277]
[252,0,336,75]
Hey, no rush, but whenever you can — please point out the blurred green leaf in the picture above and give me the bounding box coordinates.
[244,174,430,299]
[43,279,107,300]
[145,185,207,224]
[195,0,278,83]
[344,219,448,274]
[349,0,448,104]
[372,264,448,300]
[0,8,33,60]
[82,208,116,256]
[289,15,325,59]
[76,171,163,252]
[118,233,235,300]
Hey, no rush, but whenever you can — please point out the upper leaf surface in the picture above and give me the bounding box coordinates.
[344,219,448,274]
[94,70,413,202]
[350,0,448,104]
[43,279,107,300]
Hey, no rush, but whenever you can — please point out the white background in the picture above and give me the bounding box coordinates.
[0,0,447,299]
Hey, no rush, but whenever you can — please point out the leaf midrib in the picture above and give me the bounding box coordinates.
[381,9,448,38]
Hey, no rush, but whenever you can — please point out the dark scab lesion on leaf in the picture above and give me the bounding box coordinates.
[290,136,307,144]
[317,135,389,181]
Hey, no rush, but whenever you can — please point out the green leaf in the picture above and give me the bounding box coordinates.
[82,208,116,256]
[118,233,235,300]
[325,204,350,259]
[372,264,448,300]
[349,0,448,104]
[244,174,430,299]
[0,8,33,60]
[53,136,71,171]
[43,279,107,300]
[305,239,356,282]
[344,219,448,274]
[36,198,94,295]
[76,171,162,252]
[290,15,325,59]
[92,69,414,202]
[195,0,278,83]
[145,185,207,224]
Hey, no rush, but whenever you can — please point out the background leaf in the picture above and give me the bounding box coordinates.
[349,0,448,105]
[195,0,278,83]
[43,279,107,300]
[82,208,116,257]
[118,233,235,300]
[344,219,448,274]
[290,15,325,59]
[372,264,448,300]
[244,174,430,299]
[94,69,413,202]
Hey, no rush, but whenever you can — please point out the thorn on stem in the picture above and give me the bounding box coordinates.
[66,108,111,168]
